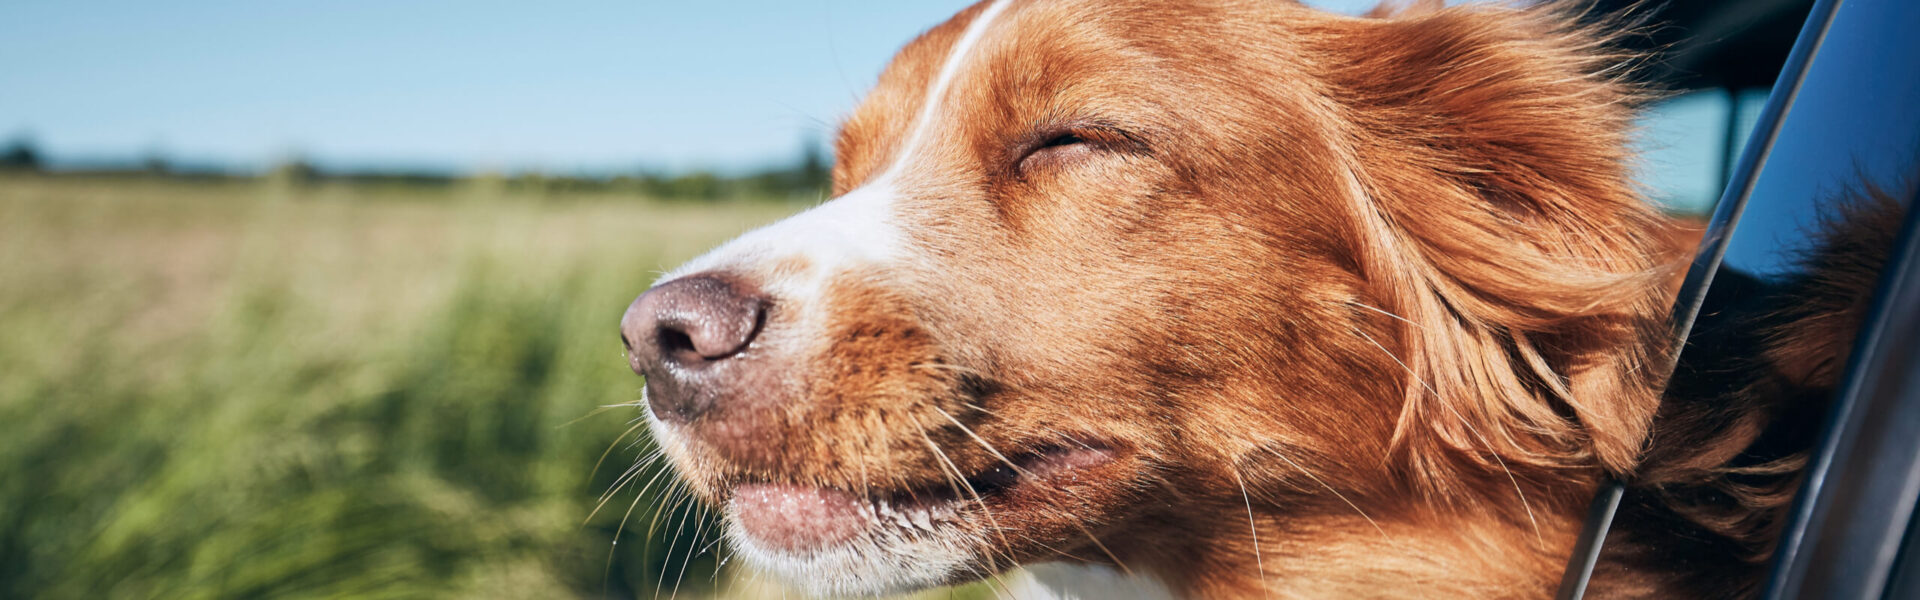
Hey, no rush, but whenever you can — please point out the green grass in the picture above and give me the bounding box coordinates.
[0,174,801,598]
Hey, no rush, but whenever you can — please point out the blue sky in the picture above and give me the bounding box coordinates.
[1,0,1376,173]
[1,0,1726,207]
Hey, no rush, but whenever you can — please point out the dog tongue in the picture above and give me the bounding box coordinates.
[732,482,869,552]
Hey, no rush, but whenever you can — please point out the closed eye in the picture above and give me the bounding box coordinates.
[1039,133,1087,149]
[1017,127,1122,173]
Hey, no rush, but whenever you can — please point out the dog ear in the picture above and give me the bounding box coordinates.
[1305,3,1683,496]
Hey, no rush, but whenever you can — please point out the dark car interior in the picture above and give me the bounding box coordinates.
[1557,1,1920,598]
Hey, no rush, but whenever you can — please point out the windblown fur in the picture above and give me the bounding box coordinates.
[625,1,1900,598]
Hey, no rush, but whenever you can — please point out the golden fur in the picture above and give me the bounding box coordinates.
[629,1,1889,597]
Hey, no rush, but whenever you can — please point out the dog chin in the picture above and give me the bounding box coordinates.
[722,516,978,598]
[647,410,986,597]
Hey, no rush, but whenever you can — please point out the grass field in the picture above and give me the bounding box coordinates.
[0,173,813,598]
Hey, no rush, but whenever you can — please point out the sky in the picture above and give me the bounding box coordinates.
[1,0,1376,174]
[0,0,1725,207]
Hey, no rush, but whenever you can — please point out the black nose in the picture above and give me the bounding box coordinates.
[621,274,767,422]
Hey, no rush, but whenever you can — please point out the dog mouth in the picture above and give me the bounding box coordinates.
[727,443,1117,555]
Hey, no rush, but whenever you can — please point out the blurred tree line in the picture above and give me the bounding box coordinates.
[1,136,41,171]
[0,134,834,202]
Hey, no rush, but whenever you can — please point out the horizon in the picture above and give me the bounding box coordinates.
[2,0,1382,176]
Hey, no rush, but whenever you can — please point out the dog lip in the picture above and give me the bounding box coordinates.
[727,442,1118,555]
[730,481,965,554]
[730,483,873,553]
[967,443,1117,496]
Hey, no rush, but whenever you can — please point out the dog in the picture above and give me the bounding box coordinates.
[618,1,1883,597]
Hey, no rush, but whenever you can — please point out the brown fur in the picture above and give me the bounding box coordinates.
[639,1,1888,597]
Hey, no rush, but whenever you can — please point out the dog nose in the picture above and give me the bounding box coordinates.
[621,274,767,421]
[623,274,765,363]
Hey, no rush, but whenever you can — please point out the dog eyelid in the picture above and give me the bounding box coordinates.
[1014,125,1136,173]
[1039,132,1088,148]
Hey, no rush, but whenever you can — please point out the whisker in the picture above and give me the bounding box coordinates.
[564,403,635,429]
[859,447,872,503]
[985,571,1021,600]
[907,361,990,377]
[605,469,671,598]
[928,406,1134,577]
[1352,327,1545,548]
[1232,468,1273,600]
[588,418,654,490]
[1262,446,1389,540]
[668,496,713,600]
[1349,300,1424,329]
[711,545,735,586]
[931,406,1018,468]
[656,487,700,600]
[919,432,1016,574]
[960,401,1005,418]
[593,449,664,512]
[645,480,693,599]
[602,486,646,595]
[1354,327,1434,398]
[592,452,675,525]
[1452,412,1547,549]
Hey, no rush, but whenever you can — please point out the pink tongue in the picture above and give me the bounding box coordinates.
[732,483,870,552]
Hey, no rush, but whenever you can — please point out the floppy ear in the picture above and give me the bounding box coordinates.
[1305,3,1682,496]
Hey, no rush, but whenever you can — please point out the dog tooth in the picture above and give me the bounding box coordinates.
[911,508,933,529]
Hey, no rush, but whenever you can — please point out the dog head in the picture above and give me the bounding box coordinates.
[621,0,1678,595]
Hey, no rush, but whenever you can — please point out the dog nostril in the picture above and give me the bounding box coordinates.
[655,325,698,361]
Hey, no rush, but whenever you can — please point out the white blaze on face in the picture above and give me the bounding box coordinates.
[661,0,1016,307]
[650,0,1019,594]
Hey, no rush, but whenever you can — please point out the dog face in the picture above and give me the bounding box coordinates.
[622,0,1678,596]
